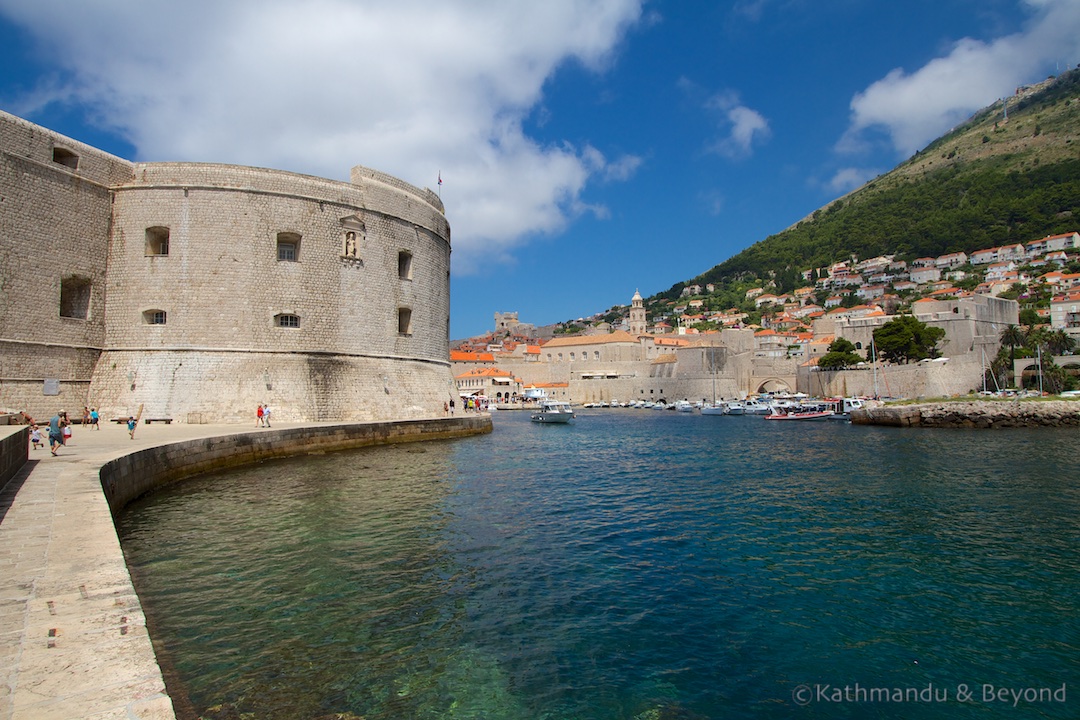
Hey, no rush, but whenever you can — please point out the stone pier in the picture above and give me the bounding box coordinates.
[0,415,491,719]
[851,400,1080,428]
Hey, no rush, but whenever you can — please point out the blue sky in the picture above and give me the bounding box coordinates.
[3,1,1078,339]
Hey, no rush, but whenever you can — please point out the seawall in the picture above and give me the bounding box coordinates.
[100,416,491,514]
[0,415,491,720]
[851,400,1080,428]
[0,424,29,487]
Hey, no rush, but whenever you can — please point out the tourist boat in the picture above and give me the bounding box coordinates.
[531,400,575,423]
[763,405,832,421]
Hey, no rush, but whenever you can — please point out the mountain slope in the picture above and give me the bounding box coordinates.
[659,68,1080,300]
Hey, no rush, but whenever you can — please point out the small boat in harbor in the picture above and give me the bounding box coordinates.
[675,400,694,412]
[531,400,576,424]
[742,398,771,415]
[764,405,832,421]
[826,397,865,421]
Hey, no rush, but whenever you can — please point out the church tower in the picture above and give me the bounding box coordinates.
[628,289,647,335]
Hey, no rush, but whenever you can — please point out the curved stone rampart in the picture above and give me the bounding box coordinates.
[99,415,491,515]
[851,400,1080,428]
[0,424,29,488]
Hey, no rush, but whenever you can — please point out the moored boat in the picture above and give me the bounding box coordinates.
[742,398,771,415]
[531,400,575,423]
[826,397,865,421]
[764,406,832,421]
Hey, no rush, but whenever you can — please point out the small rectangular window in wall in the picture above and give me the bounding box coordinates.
[398,251,413,280]
[59,276,91,319]
[277,232,301,262]
[52,147,79,170]
[276,314,300,328]
[398,307,412,336]
[143,310,167,325]
[145,226,170,256]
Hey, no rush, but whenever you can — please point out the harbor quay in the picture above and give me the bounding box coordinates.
[0,414,491,720]
[851,399,1080,427]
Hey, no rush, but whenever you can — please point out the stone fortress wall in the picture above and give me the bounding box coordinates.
[0,110,454,422]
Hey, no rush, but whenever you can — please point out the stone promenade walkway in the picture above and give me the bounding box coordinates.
[0,420,312,720]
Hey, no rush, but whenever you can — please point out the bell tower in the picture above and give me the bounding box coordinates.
[628,289,647,335]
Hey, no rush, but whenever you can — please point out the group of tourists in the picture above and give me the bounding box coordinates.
[27,406,105,456]
[255,403,272,427]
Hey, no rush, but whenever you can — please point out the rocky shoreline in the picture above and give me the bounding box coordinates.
[851,400,1080,428]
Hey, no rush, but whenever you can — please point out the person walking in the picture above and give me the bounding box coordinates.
[256,404,264,428]
[262,404,272,427]
[90,408,100,429]
[127,416,137,439]
[47,411,65,456]
[30,426,42,450]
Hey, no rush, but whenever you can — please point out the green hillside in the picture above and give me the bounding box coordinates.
[657,68,1080,301]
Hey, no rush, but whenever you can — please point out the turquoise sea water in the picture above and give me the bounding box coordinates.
[117,410,1080,719]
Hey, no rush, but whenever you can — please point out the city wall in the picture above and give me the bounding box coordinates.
[0,111,133,419]
[99,416,491,515]
[798,354,986,398]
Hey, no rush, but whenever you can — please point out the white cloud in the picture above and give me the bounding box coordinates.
[826,167,882,195]
[698,189,726,216]
[704,90,771,159]
[840,0,1080,158]
[599,152,644,182]
[0,0,644,273]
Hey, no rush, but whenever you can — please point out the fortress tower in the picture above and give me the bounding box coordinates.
[0,110,454,423]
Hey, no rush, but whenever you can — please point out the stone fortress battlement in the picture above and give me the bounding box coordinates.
[0,110,455,423]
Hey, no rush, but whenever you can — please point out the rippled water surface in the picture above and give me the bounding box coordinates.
[117,411,1080,719]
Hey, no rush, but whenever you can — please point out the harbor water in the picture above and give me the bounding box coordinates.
[116,409,1080,719]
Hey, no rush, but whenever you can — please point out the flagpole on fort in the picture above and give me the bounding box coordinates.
[438,171,442,199]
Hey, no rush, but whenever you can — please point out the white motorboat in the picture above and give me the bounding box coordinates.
[826,397,864,421]
[764,405,832,421]
[724,401,745,415]
[700,402,726,415]
[531,400,575,423]
[675,400,694,412]
[742,399,771,415]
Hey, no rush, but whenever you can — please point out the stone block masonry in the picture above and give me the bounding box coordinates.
[1,110,453,424]
[851,400,1080,428]
[99,416,491,514]
[0,425,29,487]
